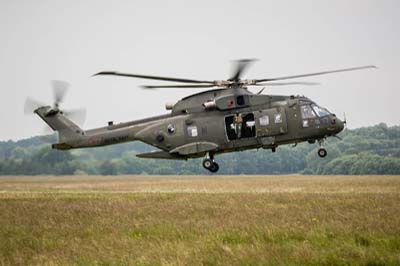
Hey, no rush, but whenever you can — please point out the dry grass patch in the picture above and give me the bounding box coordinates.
[0,175,399,266]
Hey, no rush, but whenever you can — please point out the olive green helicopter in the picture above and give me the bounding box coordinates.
[24,60,376,172]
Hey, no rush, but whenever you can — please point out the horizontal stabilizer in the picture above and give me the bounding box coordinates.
[136,151,185,160]
[51,143,73,150]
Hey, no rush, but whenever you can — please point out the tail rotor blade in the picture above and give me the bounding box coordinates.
[63,108,87,126]
[24,97,45,114]
[51,80,69,106]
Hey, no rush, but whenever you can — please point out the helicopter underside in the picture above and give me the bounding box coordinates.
[136,133,330,173]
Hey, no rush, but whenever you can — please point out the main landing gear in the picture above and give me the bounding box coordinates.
[317,139,327,158]
[202,153,219,173]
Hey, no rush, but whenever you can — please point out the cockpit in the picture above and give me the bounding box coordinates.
[299,100,336,129]
[300,104,331,119]
[311,104,330,117]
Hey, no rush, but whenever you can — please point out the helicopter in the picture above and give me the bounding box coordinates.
[25,60,376,172]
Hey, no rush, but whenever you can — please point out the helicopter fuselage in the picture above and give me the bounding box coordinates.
[44,87,344,165]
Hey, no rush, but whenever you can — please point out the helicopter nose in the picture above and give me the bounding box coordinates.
[335,118,345,133]
[330,115,344,134]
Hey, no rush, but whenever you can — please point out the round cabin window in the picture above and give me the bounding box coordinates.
[167,124,175,134]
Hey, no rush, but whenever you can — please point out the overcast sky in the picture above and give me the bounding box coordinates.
[0,0,398,141]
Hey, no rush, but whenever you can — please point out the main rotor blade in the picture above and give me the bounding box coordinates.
[254,81,320,86]
[51,80,69,105]
[141,84,217,89]
[229,59,257,81]
[255,65,377,83]
[94,71,215,84]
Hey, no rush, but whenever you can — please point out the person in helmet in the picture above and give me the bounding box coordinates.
[234,112,243,138]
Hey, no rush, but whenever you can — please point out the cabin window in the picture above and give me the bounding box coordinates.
[312,104,330,117]
[300,105,316,119]
[167,124,175,134]
[302,120,309,127]
[274,113,283,124]
[259,115,269,126]
[225,113,256,140]
[187,125,198,137]
[236,95,245,106]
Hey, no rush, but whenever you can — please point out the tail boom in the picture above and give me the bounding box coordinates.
[34,106,84,144]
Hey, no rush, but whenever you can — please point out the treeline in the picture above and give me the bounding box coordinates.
[0,123,399,175]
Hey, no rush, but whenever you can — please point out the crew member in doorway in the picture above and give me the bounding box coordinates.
[234,112,243,138]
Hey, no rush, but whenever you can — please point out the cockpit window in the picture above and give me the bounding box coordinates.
[300,105,316,119]
[299,100,310,105]
[312,104,330,117]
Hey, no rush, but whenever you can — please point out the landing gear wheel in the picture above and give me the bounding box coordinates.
[318,148,327,158]
[209,162,219,173]
[202,159,213,169]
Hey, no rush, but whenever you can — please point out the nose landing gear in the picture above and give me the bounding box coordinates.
[317,148,327,158]
[202,153,219,173]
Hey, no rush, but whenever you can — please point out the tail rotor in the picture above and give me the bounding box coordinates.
[52,80,69,109]
[24,81,86,144]
[24,80,86,126]
[24,97,45,115]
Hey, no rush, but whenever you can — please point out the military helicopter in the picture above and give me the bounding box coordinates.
[25,60,376,172]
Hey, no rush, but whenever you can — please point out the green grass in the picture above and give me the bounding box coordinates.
[0,175,399,265]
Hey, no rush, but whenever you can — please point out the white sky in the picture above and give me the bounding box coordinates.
[0,0,398,140]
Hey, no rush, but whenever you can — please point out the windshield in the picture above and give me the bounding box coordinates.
[312,104,330,117]
[300,105,316,119]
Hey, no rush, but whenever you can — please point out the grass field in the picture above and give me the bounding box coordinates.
[0,175,399,266]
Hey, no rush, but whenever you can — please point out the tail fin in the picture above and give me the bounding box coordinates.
[34,106,84,145]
